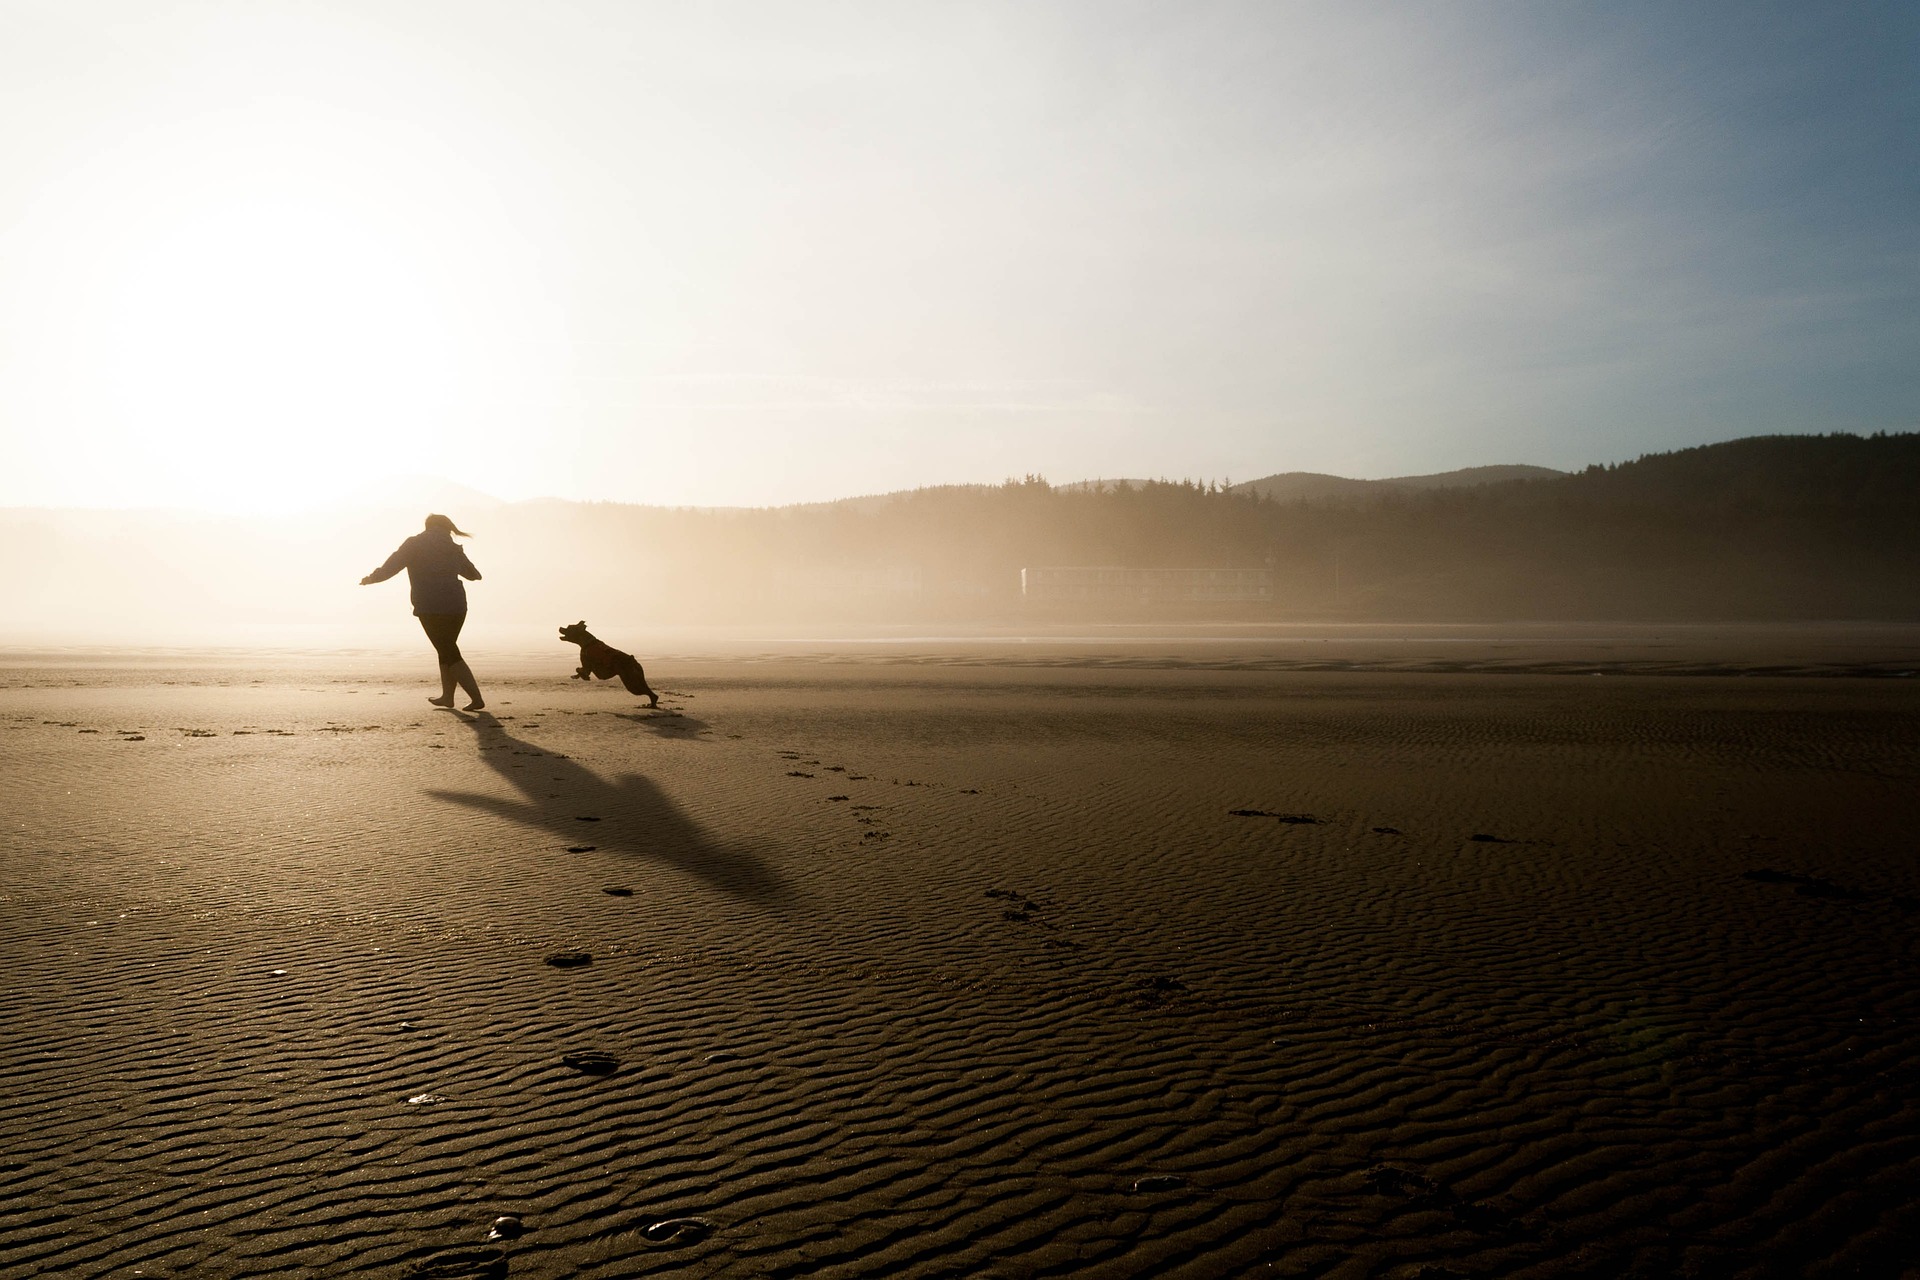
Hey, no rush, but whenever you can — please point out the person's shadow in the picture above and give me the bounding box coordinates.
[426,714,793,906]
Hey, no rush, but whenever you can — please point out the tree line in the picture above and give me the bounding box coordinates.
[491,432,1920,621]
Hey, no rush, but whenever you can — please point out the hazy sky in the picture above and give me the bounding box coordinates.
[2,1,1914,511]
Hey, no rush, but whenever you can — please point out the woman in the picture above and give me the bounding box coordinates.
[361,513,486,711]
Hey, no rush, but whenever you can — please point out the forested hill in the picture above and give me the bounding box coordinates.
[508,431,1920,622]
[1229,463,1563,504]
[674,431,1917,621]
[4,433,1917,637]
[1539,432,1920,511]
[1227,431,1920,619]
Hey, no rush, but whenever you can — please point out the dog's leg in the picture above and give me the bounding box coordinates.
[615,659,657,706]
[628,662,660,708]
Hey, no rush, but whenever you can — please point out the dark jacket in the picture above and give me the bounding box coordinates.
[366,532,481,616]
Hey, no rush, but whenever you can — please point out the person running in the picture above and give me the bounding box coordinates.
[361,513,486,711]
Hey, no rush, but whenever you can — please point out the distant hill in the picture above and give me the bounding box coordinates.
[3,433,1916,638]
[1380,464,1566,490]
[788,483,996,516]
[1231,464,1564,504]
[1547,433,1920,510]
[782,465,1566,513]
[480,434,1920,623]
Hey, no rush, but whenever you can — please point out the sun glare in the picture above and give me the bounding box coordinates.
[101,198,459,514]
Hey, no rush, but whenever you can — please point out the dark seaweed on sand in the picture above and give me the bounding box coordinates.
[1229,808,1321,823]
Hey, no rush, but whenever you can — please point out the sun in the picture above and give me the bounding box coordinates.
[100,196,460,513]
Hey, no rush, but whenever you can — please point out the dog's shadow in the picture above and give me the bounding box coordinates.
[612,710,711,740]
[427,714,792,905]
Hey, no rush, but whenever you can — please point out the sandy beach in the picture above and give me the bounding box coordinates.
[3,633,1918,1278]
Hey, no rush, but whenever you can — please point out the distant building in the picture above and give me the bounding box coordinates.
[1020,566,1272,603]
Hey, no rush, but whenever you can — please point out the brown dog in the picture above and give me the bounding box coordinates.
[558,621,659,707]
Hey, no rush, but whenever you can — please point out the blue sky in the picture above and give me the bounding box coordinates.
[0,0,1913,508]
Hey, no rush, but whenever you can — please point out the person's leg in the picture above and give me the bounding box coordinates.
[439,613,483,711]
[452,659,484,711]
[419,614,464,707]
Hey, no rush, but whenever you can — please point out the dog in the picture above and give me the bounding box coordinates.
[558,621,660,707]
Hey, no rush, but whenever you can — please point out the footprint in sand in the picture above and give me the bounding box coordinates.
[400,1247,507,1279]
[566,845,598,853]
[1468,833,1515,844]
[545,950,593,969]
[988,887,1065,931]
[641,1217,713,1246]
[786,770,815,778]
[602,886,634,897]
[1363,1164,1512,1233]
[1365,1164,1436,1198]
[827,795,849,801]
[1129,975,1189,1007]
[1372,826,1402,835]
[561,1050,620,1076]
[1742,869,1873,902]
[574,815,601,822]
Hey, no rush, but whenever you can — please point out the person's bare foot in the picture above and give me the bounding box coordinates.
[463,698,485,712]
[428,695,456,708]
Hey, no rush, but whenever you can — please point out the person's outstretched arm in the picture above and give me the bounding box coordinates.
[360,543,409,586]
[456,547,481,582]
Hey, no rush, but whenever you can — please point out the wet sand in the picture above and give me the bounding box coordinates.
[2,641,1917,1278]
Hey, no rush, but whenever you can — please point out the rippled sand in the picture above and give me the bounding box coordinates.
[3,645,1917,1278]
